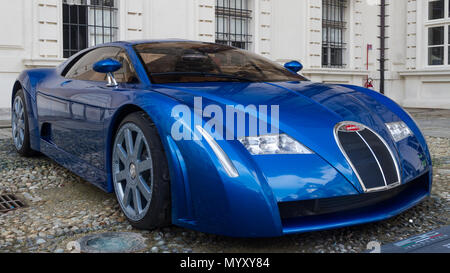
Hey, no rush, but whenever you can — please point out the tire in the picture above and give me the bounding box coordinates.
[12,89,35,157]
[112,111,171,230]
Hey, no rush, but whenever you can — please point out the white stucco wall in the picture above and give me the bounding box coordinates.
[0,0,449,110]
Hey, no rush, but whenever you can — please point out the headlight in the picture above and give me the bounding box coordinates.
[238,134,313,155]
[386,122,413,142]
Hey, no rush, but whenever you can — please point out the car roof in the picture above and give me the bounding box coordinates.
[99,39,210,47]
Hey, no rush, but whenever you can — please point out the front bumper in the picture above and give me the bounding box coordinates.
[280,171,431,234]
[177,148,431,237]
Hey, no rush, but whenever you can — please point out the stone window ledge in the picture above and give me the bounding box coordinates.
[23,58,65,68]
[398,69,450,76]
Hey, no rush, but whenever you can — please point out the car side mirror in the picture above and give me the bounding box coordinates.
[284,61,303,73]
[93,59,122,87]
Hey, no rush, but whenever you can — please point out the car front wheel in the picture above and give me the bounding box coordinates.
[112,112,171,230]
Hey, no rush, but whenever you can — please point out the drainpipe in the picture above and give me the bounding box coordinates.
[380,0,386,94]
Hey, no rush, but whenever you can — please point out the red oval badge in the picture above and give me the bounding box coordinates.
[344,125,360,132]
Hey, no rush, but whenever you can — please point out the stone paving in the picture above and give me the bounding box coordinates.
[0,108,448,253]
[407,108,450,138]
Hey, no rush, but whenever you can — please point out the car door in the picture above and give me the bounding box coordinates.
[37,46,140,172]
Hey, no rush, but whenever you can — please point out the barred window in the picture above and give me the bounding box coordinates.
[322,0,347,68]
[63,0,118,58]
[215,0,252,50]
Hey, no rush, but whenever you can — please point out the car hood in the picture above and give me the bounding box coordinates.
[151,81,423,192]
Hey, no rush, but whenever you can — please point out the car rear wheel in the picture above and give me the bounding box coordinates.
[12,89,35,156]
[112,112,171,230]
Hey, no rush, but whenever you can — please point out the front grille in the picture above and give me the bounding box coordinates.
[359,130,398,186]
[338,130,386,189]
[278,172,429,220]
[335,123,400,192]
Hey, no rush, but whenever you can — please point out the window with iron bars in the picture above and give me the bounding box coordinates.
[322,0,347,68]
[215,0,252,50]
[63,0,118,58]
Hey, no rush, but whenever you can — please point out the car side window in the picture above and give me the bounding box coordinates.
[113,50,140,84]
[64,47,139,84]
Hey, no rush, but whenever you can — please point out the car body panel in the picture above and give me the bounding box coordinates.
[11,40,432,237]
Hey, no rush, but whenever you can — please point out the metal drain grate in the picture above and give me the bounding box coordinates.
[0,194,25,213]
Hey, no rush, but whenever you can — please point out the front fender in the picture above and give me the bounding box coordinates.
[121,91,283,237]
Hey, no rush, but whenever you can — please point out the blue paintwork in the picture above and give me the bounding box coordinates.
[93,58,122,73]
[284,61,303,73]
[12,40,432,237]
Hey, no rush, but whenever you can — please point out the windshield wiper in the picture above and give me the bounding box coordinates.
[150,72,254,82]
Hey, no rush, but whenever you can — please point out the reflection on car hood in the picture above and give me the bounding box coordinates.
[151,81,405,191]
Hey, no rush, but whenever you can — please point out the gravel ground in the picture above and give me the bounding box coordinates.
[0,129,448,253]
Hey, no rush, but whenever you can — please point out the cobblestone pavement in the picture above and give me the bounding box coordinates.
[0,109,448,253]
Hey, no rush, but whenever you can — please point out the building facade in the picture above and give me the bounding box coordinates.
[0,0,449,110]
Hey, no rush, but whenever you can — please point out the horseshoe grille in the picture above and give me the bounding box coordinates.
[334,122,401,193]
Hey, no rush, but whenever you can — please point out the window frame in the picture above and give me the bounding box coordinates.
[321,0,348,69]
[63,0,119,58]
[428,0,445,20]
[62,46,141,85]
[215,0,253,51]
[425,0,450,67]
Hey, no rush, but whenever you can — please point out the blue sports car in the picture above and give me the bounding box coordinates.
[11,40,432,237]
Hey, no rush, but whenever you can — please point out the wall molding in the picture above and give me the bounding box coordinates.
[23,58,65,68]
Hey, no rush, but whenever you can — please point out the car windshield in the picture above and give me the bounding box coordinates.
[134,42,307,84]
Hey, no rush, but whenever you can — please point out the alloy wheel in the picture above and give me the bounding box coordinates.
[12,96,25,151]
[112,123,154,221]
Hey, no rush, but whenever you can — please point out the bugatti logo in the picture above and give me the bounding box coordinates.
[345,125,361,132]
[338,123,365,132]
